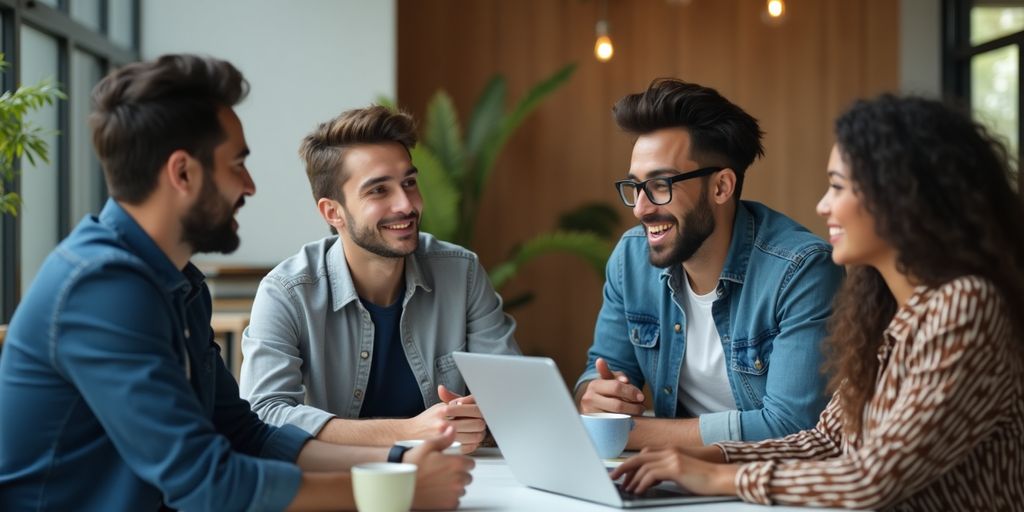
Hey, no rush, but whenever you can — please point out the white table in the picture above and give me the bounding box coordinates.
[461,448,848,511]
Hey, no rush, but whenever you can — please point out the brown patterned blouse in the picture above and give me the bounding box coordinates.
[716,276,1024,511]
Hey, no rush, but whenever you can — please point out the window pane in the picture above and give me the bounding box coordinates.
[70,50,105,225]
[70,0,102,32]
[18,26,61,295]
[972,45,1019,175]
[971,5,1024,46]
[108,0,135,49]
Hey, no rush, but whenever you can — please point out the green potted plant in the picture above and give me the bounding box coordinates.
[389,64,619,306]
[1,53,66,216]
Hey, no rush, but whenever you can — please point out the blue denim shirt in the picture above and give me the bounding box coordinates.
[576,201,844,444]
[0,199,310,511]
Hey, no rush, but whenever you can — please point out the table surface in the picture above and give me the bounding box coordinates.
[462,448,848,512]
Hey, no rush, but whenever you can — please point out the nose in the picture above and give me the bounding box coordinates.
[242,168,256,196]
[392,187,414,214]
[632,187,656,219]
[815,189,830,218]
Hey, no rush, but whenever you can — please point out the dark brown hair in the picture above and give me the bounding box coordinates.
[89,54,248,203]
[825,94,1024,436]
[612,78,764,200]
[298,105,417,204]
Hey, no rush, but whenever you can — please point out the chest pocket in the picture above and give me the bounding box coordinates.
[730,328,776,375]
[625,313,659,349]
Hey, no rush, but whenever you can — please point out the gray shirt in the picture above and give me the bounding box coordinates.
[239,234,520,436]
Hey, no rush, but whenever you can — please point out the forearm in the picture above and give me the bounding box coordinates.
[296,439,388,472]
[287,472,355,511]
[627,417,702,450]
[316,417,410,446]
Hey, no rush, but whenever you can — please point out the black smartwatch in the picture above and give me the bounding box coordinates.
[387,444,411,463]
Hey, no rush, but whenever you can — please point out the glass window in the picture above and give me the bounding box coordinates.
[70,50,105,225]
[971,5,1024,46]
[109,0,136,49]
[70,0,102,32]
[18,25,61,295]
[972,45,1020,173]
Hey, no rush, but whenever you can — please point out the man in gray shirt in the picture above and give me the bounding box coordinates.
[240,106,519,453]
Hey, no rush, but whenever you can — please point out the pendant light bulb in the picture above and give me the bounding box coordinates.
[595,20,614,62]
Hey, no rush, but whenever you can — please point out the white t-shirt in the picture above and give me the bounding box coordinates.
[677,275,735,416]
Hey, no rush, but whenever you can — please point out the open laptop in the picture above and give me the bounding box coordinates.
[453,352,737,508]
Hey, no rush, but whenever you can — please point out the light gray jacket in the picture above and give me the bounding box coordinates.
[239,234,520,436]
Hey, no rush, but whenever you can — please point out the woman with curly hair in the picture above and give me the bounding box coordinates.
[611,94,1024,510]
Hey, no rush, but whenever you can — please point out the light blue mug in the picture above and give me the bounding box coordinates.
[580,413,635,459]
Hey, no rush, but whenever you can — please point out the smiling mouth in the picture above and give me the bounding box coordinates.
[647,223,672,235]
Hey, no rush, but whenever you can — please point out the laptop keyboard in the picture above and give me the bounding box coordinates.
[615,482,692,501]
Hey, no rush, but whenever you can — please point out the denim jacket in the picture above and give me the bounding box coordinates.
[576,201,844,444]
[240,234,520,436]
[0,200,309,512]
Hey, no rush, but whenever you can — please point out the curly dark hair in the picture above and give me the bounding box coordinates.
[825,94,1024,436]
[612,78,764,200]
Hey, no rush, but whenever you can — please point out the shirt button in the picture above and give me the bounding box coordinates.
[674,323,681,333]
[663,386,672,394]
[754,358,763,370]
[360,351,369,359]
[354,389,363,399]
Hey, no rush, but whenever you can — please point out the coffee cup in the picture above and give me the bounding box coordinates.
[351,462,417,512]
[580,412,635,459]
[394,439,463,455]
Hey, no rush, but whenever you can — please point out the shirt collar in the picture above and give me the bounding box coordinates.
[98,198,201,295]
[327,236,433,312]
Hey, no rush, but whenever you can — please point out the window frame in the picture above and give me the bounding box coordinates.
[0,0,139,323]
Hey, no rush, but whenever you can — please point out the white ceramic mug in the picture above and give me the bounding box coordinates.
[351,462,417,512]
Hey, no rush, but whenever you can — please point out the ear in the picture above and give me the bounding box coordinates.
[164,149,202,197]
[317,197,347,232]
[711,168,737,206]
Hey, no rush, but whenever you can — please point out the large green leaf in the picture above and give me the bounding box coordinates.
[411,145,460,242]
[472,63,576,198]
[464,76,507,160]
[488,230,610,290]
[424,91,465,181]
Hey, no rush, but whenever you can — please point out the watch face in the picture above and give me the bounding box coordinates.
[388,444,411,463]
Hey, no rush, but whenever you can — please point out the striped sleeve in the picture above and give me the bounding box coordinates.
[727,278,1014,508]
[716,393,845,463]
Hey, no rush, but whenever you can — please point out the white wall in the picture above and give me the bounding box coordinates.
[141,0,395,266]
[900,0,942,97]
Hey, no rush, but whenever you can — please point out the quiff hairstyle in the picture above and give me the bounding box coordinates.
[89,54,248,204]
[298,105,417,204]
[612,78,764,201]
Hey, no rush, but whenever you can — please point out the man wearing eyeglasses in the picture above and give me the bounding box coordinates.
[574,79,844,448]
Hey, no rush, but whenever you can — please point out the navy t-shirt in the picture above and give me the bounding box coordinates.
[358,296,425,418]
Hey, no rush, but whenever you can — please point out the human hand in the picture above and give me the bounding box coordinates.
[438,385,486,453]
[609,447,737,496]
[403,426,476,510]
[579,357,646,416]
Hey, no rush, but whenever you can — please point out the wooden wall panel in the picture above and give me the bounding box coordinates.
[397,0,899,383]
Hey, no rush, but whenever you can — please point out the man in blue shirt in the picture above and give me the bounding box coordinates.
[575,79,844,447]
[239,106,519,453]
[0,54,471,511]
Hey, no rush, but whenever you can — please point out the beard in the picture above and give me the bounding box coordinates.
[182,171,242,254]
[344,208,420,259]
[646,187,715,268]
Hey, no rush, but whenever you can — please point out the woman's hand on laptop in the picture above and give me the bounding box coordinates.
[578,358,646,416]
[609,446,738,496]
[404,426,476,510]
[439,385,487,453]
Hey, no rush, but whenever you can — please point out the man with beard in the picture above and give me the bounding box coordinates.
[239,106,519,454]
[0,55,473,511]
[574,79,844,448]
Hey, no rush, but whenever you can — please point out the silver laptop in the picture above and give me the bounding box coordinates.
[453,352,737,508]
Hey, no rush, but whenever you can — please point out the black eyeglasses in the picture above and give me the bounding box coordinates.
[614,167,722,207]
